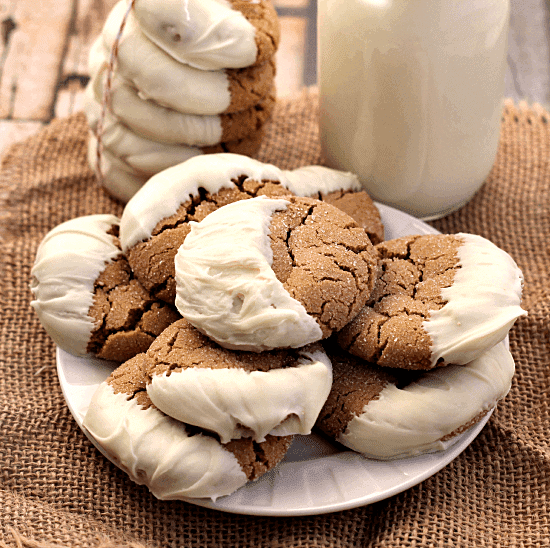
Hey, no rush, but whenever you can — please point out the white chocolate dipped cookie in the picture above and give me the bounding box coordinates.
[83,353,293,500]
[142,318,333,443]
[337,233,526,370]
[30,215,179,362]
[174,195,378,351]
[88,62,275,147]
[133,0,280,70]
[84,85,266,202]
[99,3,276,116]
[86,140,149,204]
[316,341,515,460]
[119,153,379,304]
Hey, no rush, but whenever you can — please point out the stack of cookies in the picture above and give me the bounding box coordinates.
[30,154,527,501]
[84,0,280,203]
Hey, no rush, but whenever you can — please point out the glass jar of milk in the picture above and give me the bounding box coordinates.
[318,0,510,220]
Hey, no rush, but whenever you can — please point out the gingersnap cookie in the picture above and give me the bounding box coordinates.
[120,153,369,303]
[337,233,526,370]
[83,353,293,500]
[133,0,280,70]
[98,4,276,115]
[314,188,384,245]
[89,63,275,147]
[142,318,333,443]
[84,88,265,202]
[316,340,515,460]
[30,215,179,362]
[174,195,379,351]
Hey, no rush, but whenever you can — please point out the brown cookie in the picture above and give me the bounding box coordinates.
[120,154,383,304]
[84,86,267,203]
[315,344,405,441]
[314,189,384,244]
[123,168,294,303]
[143,318,333,443]
[218,86,276,144]
[174,195,379,351]
[90,65,275,147]
[268,196,379,338]
[88,253,180,362]
[315,339,515,460]
[82,353,293,500]
[30,214,179,362]
[226,58,277,114]
[98,3,276,116]
[230,0,281,66]
[337,233,526,370]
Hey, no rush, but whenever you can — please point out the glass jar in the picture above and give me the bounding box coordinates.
[318,0,510,220]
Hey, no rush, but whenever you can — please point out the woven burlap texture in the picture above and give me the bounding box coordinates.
[0,89,548,548]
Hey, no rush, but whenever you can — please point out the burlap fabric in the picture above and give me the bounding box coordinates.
[0,89,548,547]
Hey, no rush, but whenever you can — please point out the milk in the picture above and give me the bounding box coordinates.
[318,0,510,219]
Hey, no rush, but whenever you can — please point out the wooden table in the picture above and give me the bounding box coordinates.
[1,0,549,159]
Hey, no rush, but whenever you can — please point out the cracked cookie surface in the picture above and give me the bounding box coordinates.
[174,196,379,351]
[88,251,180,363]
[30,213,178,361]
[337,234,462,370]
[315,339,515,460]
[318,189,385,245]
[125,175,294,303]
[142,318,333,443]
[83,353,293,500]
[315,344,402,441]
[144,318,322,376]
[268,196,379,338]
[121,154,384,306]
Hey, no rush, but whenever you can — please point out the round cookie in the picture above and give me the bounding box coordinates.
[120,153,370,303]
[133,0,280,70]
[314,187,384,245]
[84,88,265,202]
[83,353,293,500]
[337,233,526,370]
[142,318,333,443]
[315,341,515,460]
[89,64,275,147]
[30,215,179,362]
[99,3,276,115]
[174,195,379,351]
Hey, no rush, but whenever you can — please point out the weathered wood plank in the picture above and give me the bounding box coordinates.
[55,0,118,118]
[275,16,306,99]
[0,0,74,120]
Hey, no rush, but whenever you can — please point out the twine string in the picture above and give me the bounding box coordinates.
[95,0,136,185]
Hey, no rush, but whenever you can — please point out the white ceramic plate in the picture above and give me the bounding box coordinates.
[56,203,493,516]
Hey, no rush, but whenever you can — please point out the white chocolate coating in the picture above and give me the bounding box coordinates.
[341,341,514,460]
[120,153,361,251]
[83,382,247,500]
[174,196,323,351]
[89,64,224,146]
[86,133,149,203]
[101,2,232,115]
[85,83,202,177]
[133,0,258,70]
[425,233,527,367]
[147,347,333,443]
[282,164,362,196]
[30,215,121,356]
